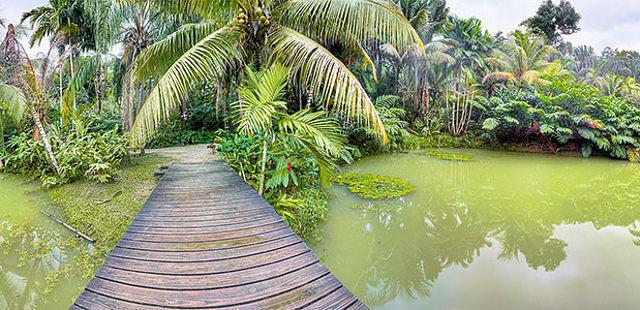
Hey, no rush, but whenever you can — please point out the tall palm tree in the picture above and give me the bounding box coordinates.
[234,64,348,195]
[0,24,61,175]
[483,30,556,86]
[126,0,424,147]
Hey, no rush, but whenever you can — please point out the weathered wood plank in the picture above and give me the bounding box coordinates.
[110,234,301,262]
[103,242,310,275]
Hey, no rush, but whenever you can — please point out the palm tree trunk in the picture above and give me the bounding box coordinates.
[258,138,268,196]
[215,81,222,123]
[96,56,102,112]
[30,108,61,176]
[0,115,5,163]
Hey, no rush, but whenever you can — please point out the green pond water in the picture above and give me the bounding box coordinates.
[0,175,90,309]
[314,150,640,309]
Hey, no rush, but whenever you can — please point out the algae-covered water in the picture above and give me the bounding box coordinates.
[315,150,640,309]
[0,175,91,309]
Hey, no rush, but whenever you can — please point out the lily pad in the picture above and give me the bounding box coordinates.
[424,149,473,161]
[334,173,416,199]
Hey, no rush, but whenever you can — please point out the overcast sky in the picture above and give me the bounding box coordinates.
[2,0,640,56]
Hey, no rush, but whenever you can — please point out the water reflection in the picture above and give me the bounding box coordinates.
[0,218,93,309]
[0,175,93,310]
[317,151,640,309]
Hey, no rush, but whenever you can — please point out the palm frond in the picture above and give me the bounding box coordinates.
[278,109,346,157]
[268,25,387,143]
[274,0,423,52]
[234,65,290,136]
[129,25,243,147]
[132,22,221,82]
[0,83,26,123]
[118,0,235,19]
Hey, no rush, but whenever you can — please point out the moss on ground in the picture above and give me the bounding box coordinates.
[46,155,171,266]
[334,173,416,199]
[424,149,474,161]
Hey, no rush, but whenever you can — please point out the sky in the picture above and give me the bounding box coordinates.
[2,0,640,56]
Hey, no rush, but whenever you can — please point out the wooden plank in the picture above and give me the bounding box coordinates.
[103,242,311,275]
[128,212,276,229]
[125,216,282,234]
[110,234,301,262]
[116,226,292,252]
[121,220,287,242]
[96,253,320,290]
[85,267,333,308]
[131,208,275,223]
[74,290,164,310]
[304,286,360,309]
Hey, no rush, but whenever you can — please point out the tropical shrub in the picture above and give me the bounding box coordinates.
[2,119,128,186]
[477,77,640,158]
[217,65,352,239]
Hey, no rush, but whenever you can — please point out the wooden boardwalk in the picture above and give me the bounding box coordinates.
[73,161,366,309]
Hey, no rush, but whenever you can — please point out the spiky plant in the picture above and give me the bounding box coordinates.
[126,0,424,147]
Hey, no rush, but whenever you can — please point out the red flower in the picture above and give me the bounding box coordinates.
[287,162,293,172]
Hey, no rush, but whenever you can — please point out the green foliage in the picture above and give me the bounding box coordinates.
[404,132,482,149]
[477,77,640,159]
[350,97,411,154]
[147,129,216,148]
[47,155,170,267]
[424,149,473,161]
[2,119,128,186]
[334,173,416,199]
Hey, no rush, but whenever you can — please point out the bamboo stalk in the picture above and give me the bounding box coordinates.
[40,211,95,243]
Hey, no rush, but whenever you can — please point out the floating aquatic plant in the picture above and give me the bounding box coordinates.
[334,173,416,199]
[424,149,473,161]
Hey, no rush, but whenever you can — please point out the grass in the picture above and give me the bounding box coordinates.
[46,155,171,263]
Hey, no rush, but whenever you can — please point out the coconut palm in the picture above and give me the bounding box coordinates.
[0,24,61,175]
[126,0,424,147]
[483,30,556,86]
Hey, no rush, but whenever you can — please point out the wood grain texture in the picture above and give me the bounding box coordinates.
[74,161,366,309]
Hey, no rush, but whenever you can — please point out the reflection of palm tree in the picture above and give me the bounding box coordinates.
[0,220,84,309]
[428,210,492,268]
[0,267,23,309]
[492,206,567,272]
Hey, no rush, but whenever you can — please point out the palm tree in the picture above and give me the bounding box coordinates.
[395,0,449,44]
[483,30,556,86]
[0,24,61,175]
[127,0,424,147]
[234,65,348,195]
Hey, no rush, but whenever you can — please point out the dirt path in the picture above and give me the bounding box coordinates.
[146,144,219,163]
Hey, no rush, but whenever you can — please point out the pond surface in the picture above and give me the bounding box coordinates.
[314,150,640,309]
[0,175,90,309]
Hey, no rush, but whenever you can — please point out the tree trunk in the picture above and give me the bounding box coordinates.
[96,56,102,112]
[215,81,222,123]
[30,108,61,176]
[258,138,268,196]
